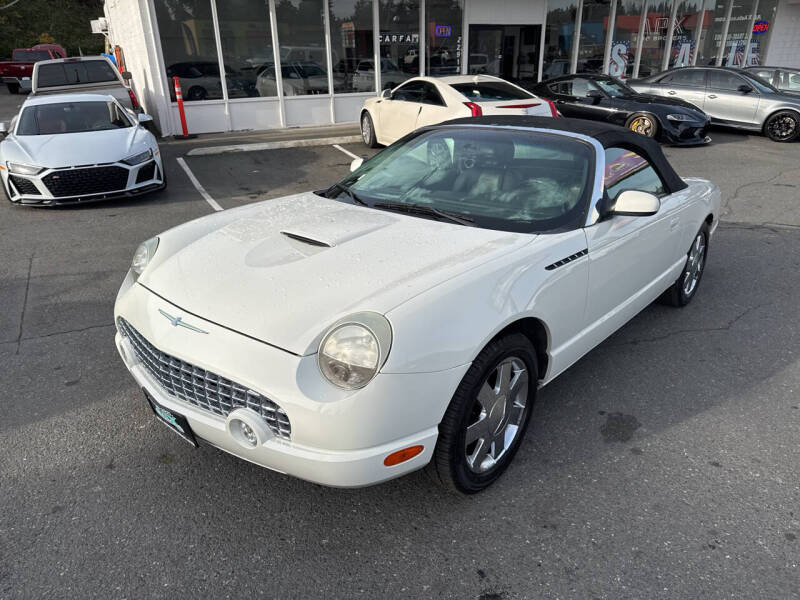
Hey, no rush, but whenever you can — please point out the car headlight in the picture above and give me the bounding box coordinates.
[7,162,43,176]
[318,313,392,390]
[131,237,159,278]
[666,113,695,122]
[123,149,153,165]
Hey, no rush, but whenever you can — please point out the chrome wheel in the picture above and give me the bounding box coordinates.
[629,116,655,137]
[683,231,706,297]
[767,114,798,141]
[465,356,529,474]
[361,114,372,144]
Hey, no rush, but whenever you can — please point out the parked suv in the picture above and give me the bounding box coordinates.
[630,67,800,142]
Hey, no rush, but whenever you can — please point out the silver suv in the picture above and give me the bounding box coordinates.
[630,67,800,142]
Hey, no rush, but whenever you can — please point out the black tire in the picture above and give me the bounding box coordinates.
[360,111,379,148]
[764,110,800,142]
[427,333,538,494]
[186,86,207,101]
[625,113,658,138]
[662,223,709,307]
[6,83,19,94]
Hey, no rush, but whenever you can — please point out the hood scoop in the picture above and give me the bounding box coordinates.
[280,230,333,248]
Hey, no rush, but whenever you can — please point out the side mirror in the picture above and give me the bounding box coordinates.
[738,84,753,93]
[613,190,660,216]
[587,89,604,100]
[137,113,153,123]
[381,88,392,99]
[121,71,133,81]
[0,122,7,137]
[350,157,364,172]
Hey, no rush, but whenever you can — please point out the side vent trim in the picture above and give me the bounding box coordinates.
[280,231,333,248]
[545,249,588,271]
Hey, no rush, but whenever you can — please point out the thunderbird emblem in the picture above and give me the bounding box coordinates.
[158,309,208,334]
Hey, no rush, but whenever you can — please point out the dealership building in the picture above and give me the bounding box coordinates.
[103,0,800,136]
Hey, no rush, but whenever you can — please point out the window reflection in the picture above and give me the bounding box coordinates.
[330,0,375,93]
[609,0,644,78]
[217,0,273,98]
[155,0,222,101]
[379,0,419,89]
[577,0,611,74]
[426,0,463,76]
[543,0,579,79]
[638,0,671,77]
[275,0,329,95]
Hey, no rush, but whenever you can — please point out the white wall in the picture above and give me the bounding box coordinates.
[104,0,173,135]
[465,0,546,25]
[765,0,800,68]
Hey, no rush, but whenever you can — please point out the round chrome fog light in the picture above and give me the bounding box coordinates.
[226,408,272,450]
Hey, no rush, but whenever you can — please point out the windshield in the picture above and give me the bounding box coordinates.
[36,60,119,87]
[592,78,633,97]
[330,128,594,233]
[12,50,51,61]
[451,81,534,102]
[16,101,132,135]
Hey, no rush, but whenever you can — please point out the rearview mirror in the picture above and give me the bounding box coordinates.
[121,71,133,81]
[137,113,153,123]
[381,88,392,99]
[738,84,753,93]
[350,157,364,172]
[613,190,660,216]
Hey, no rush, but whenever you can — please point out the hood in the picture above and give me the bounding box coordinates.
[626,92,704,113]
[141,193,533,355]
[8,127,150,168]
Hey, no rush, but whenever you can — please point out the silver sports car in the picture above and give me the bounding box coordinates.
[630,67,800,142]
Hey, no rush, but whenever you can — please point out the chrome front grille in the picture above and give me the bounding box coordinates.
[118,318,291,439]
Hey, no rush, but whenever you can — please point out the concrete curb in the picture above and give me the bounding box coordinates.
[186,135,363,156]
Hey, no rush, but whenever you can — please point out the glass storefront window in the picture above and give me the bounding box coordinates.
[275,0,330,96]
[577,0,612,74]
[330,0,375,93]
[609,0,644,78]
[216,0,273,99]
[379,0,419,89]
[542,0,579,80]
[670,0,708,68]
[721,0,778,66]
[467,25,542,88]
[638,0,672,77]
[426,0,463,77]
[155,0,222,102]
[696,0,730,65]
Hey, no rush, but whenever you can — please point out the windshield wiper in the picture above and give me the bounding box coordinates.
[373,201,474,226]
[332,184,368,206]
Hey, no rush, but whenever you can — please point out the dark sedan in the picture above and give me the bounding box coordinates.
[533,74,710,146]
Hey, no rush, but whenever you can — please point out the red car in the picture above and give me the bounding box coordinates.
[0,44,66,93]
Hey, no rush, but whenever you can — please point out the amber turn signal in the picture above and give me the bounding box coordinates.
[384,445,424,467]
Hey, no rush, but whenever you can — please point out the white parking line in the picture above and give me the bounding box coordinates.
[176,157,223,212]
[332,144,361,161]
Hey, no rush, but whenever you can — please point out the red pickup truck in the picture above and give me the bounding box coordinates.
[0,44,66,93]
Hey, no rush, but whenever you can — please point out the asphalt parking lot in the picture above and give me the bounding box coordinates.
[1,86,799,599]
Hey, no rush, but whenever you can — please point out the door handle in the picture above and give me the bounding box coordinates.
[708,94,717,99]
[670,217,680,230]
[667,90,676,95]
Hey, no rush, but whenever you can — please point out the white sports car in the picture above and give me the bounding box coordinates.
[0,93,165,206]
[359,75,558,147]
[114,117,720,493]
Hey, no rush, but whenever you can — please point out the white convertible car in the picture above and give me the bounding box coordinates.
[0,93,165,206]
[114,117,720,493]
[359,74,558,147]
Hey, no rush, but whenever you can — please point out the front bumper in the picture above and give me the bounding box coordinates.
[114,278,469,487]
[662,120,712,146]
[2,157,165,206]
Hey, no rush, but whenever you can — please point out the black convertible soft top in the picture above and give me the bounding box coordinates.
[439,116,688,194]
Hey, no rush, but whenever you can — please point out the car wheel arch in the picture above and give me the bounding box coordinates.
[762,107,800,131]
[481,317,551,383]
